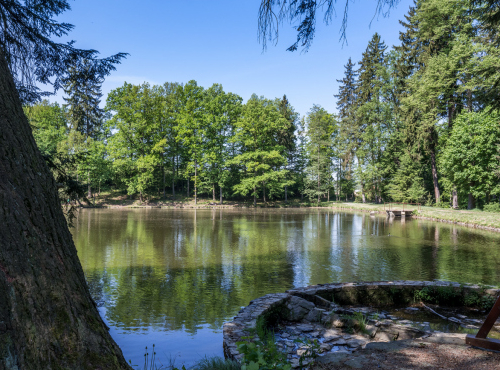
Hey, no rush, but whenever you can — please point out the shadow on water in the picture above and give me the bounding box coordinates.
[72,208,500,367]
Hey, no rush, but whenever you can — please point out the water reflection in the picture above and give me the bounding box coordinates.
[72,209,500,366]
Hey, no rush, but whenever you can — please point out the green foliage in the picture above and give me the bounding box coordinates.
[294,338,321,368]
[413,285,495,310]
[463,291,496,311]
[191,357,240,370]
[237,338,290,370]
[2,0,126,103]
[237,316,290,370]
[230,95,291,204]
[303,105,336,203]
[340,311,368,334]
[484,202,500,213]
[440,111,500,209]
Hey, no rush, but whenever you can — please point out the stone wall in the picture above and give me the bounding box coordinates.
[222,280,500,361]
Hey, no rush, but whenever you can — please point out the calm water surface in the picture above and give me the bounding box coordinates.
[72,208,500,367]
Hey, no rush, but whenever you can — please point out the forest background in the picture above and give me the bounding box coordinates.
[25,0,500,211]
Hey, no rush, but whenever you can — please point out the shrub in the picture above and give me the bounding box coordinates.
[484,202,500,213]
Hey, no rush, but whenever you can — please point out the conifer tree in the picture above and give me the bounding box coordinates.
[335,58,357,200]
[354,33,388,203]
[63,61,106,198]
[304,105,336,203]
[277,94,298,202]
[63,60,104,139]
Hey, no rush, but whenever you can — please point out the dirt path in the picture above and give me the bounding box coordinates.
[313,334,500,369]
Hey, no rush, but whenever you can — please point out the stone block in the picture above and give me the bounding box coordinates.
[305,307,325,323]
[286,296,315,321]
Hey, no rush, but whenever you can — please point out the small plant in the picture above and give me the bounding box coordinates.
[191,356,241,370]
[425,193,434,207]
[237,337,291,370]
[353,311,368,334]
[237,317,291,370]
[339,311,368,334]
[143,344,161,370]
[294,337,321,368]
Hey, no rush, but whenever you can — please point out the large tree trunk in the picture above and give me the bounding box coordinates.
[87,171,92,198]
[0,50,130,368]
[162,165,166,199]
[452,187,458,209]
[468,192,475,210]
[430,146,440,204]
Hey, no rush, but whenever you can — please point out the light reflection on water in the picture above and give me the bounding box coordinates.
[72,208,500,367]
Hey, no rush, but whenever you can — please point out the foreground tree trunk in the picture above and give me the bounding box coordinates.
[0,49,130,369]
[452,187,458,209]
[430,147,440,204]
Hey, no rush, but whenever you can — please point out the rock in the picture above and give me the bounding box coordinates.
[296,345,312,356]
[305,307,325,322]
[425,333,466,345]
[374,332,394,342]
[281,332,291,338]
[346,339,366,348]
[329,314,344,328]
[290,358,311,369]
[405,307,419,312]
[377,324,425,340]
[456,314,467,319]
[286,296,316,321]
[333,338,347,345]
[364,324,378,338]
[323,329,341,341]
[343,356,367,369]
[296,323,315,332]
[320,343,333,352]
[315,352,350,365]
[309,331,321,337]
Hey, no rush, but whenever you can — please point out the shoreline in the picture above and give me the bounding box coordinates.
[77,198,500,233]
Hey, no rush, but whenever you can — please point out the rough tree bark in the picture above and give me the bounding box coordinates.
[0,49,130,369]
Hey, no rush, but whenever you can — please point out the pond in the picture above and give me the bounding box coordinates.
[71,208,500,367]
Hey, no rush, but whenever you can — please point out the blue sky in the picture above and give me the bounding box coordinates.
[53,0,415,118]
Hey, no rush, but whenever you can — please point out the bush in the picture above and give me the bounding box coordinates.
[484,202,500,213]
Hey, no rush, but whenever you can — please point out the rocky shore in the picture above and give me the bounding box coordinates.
[223,281,500,368]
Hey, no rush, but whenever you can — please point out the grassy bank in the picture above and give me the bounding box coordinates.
[329,202,500,231]
[82,191,500,231]
[83,190,336,209]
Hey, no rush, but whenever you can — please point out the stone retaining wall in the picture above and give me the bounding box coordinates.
[222,280,500,361]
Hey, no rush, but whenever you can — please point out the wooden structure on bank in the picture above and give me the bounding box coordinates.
[384,202,421,218]
[466,295,500,351]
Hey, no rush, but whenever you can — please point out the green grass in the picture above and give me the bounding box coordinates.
[190,357,240,370]
[330,202,500,230]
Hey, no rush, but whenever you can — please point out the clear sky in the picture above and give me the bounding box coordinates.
[52,0,415,118]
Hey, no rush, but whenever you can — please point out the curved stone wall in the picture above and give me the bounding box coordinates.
[222,280,500,361]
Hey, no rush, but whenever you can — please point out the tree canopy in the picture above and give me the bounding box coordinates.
[0,0,126,103]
